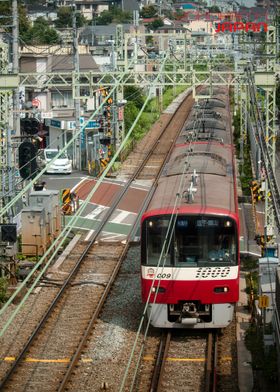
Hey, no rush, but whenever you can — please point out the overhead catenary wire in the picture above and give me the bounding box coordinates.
[246,67,278,309]
[119,100,209,391]
[6,83,147,195]
[0,52,169,338]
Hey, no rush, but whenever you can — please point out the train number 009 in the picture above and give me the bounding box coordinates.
[157,273,171,279]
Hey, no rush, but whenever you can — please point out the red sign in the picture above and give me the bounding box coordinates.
[215,22,268,33]
[32,98,41,107]
[118,107,124,121]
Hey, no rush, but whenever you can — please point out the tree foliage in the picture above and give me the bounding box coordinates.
[95,10,114,25]
[23,17,60,45]
[124,86,145,110]
[207,6,221,13]
[140,5,158,18]
[0,2,30,38]
[276,80,280,108]
[55,7,87,28]
[0,2,59,45]
[148,18,164,30]
[95,8,132,25]
[0,277,8,305]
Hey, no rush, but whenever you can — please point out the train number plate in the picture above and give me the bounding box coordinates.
[195,267,231,279]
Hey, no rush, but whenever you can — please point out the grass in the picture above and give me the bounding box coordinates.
[122,86,189,160]
[0,277,8,306]
[245,324,278,383]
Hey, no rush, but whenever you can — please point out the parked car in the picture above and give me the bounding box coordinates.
[37,149,72,174]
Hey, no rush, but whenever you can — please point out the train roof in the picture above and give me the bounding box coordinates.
[147,169,236,215]
[163,142,233,177]
[145,89,237,217]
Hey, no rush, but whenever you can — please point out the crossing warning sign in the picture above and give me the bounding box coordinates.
[62,188,71,205]
[258,295,269,308]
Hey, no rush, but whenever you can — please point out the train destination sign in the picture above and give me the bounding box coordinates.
[215,22,268,33]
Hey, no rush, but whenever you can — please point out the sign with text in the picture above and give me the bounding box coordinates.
[215,22,268,33]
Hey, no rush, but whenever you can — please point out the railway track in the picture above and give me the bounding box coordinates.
[138,331,216,392]
[0,91,195,391]
[135,321,238,392]
[119,90,194,180]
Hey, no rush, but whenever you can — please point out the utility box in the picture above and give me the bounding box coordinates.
[29,190,61,242]
[21,207,47,256]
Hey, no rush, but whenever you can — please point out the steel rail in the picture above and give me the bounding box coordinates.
[59,91,195,392]
[205,332,214,392]
[205,332,218,392]
[0,90,194,391]
[150,331,171,392]
[212,333,218,392]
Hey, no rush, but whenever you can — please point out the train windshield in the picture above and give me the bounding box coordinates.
[143,215,237,267]
[144,216,172,267]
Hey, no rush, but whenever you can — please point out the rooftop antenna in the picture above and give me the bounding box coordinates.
[186,182,197,203]
[191,169,198,186]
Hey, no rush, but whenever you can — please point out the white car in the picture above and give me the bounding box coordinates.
[38,149,72,174]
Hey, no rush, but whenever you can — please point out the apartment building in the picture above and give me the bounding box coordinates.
[56,0,111,19]
[19,45,100,158]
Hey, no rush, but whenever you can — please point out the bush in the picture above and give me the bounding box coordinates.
[0,277,8,305]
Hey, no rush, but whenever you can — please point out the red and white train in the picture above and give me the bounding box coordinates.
[141,90,239,328]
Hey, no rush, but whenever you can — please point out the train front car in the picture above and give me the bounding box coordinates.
[141,91,239,328]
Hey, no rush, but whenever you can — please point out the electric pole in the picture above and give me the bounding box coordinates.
[72,1,81,170]
[12,0,19,136]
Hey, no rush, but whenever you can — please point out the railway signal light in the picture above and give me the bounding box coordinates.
[18,141,38,180]
[255,234,273,256]
[257,188,265,202]
[20,117,40,135]
[100,137,111,146]
[0,224,17,242]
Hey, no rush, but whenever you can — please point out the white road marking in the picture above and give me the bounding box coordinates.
[71,177,88,193]
[101,233,124,241]
[85,205,107,220]
[111,210,133,224]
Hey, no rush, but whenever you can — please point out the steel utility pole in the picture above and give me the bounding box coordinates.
[12,0,19,136]
[72,1,81,170]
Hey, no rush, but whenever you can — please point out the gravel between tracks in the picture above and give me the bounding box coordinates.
[67,245,145,391]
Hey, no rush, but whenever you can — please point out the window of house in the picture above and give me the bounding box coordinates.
[51,91,73,108]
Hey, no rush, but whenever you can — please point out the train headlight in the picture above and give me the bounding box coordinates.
[214,286,229,293]
[224,220,232,227]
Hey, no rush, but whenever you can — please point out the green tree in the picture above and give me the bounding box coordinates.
[148,18,164,30]
[0,277,8,305]
[124,101,139,135]
[276,80,280,108]
[207,6,221,13]
[55,6,87,28]
[175,9,184,18]
[24,17,60,45]
[140,5,157,18]
[96,10,113,25]
[124,86,145,109]
[0,2,31,39]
